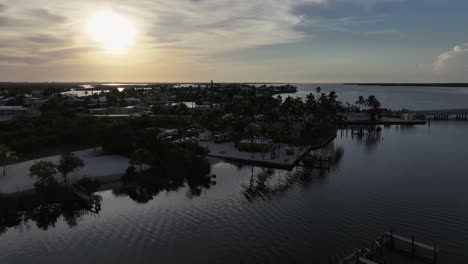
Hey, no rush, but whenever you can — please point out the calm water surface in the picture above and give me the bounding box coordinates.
[285,84,468,110]
[1,121,468,263]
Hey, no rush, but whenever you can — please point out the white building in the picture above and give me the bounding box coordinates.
[0,106,29,118]
[199,131,213,141]
[124,97,142,105]
[340,112,373,122]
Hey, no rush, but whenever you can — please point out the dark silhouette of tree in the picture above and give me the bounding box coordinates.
[57,152,85,183]
[356,96,366,111]
[130,148,152,171]
[29,161,58,193]
[366,95,382,121]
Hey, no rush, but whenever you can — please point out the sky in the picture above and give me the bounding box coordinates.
[0,0,467,83]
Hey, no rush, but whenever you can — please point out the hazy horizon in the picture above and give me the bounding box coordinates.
[1,0,467,83]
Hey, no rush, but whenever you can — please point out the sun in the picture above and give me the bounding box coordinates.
[87,11,135,53]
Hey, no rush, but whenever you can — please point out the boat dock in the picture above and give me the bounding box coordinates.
[201,136,336,170]
[408,108,468,121]
[339,231,439,264]
[345,117,427,125]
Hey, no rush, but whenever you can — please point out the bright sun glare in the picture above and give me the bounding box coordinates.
[87,11,135,53]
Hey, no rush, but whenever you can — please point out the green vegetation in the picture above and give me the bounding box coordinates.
[29,161,58,193]
[57,152,85,183]
[102,122,212,201]
[0,110,190,162]
[0,145,18,176]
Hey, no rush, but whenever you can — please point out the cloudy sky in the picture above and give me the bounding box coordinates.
[0,0,467,82]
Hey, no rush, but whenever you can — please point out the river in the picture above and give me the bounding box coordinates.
[1,119,468,263]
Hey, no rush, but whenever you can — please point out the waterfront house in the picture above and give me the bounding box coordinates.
[199,131,213,141]
[124,97,142,105]
[213,133,231,143]
[339,111,378,122]
[238,138,273,152]
[161,129,179,136]
[0,106,29,120]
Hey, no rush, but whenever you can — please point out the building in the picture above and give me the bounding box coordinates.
[339,111,373,122]
[0,97,15,106]
[0,106,29,118]
[89,106,140,115]
[124,97,142,105]
[213,133,230,143]
[161,129,179,136]
[238,138,273,152]
[199,131,213,141]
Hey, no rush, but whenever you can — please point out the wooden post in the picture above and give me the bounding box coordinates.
[390,230,394,249]
[433,244,439,264]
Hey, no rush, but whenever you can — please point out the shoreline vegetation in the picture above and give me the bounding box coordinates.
[0,82,399,231]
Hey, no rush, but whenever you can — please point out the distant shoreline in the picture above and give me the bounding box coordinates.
[345,83,468,87]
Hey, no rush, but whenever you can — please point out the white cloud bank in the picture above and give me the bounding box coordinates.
[433,43,468,75]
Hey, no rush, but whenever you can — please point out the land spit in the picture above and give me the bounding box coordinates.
[0,148,132,195]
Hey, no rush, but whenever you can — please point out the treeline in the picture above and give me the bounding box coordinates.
[102,121,213,202]
[0,109,189,161]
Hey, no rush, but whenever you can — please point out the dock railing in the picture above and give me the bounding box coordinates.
[339,231,439,264]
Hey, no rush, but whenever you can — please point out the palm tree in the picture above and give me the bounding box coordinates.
[259,123,270,159]
[0,145,18,176]
[356,96,366,111]
[245,124,258,158]
[315,86,321,95]
[366,95,382,121]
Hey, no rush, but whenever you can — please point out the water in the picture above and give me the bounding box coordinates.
[61,90,109,97]
[281,84,468,111]
[2,121,468,263]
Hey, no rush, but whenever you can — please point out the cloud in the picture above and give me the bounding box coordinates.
[24,34,67,44]
[433,43,468,74]
[142,0,326,54]
[26,8,67,23]
[0,55,47,64]
[364,29,403,37]
[0,4,6,12]
[0,0,406,66]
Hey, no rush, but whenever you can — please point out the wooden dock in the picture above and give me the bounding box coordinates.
[344,117,427,125]
[70,182,102,213]
[203,135,336,170]
[339,231,439,264]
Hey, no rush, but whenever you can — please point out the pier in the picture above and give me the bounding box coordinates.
[339,231,439,264]
[71,182,102,213]
[201,136,336,170]
[344,117,427,125]
[408,108,468,121]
